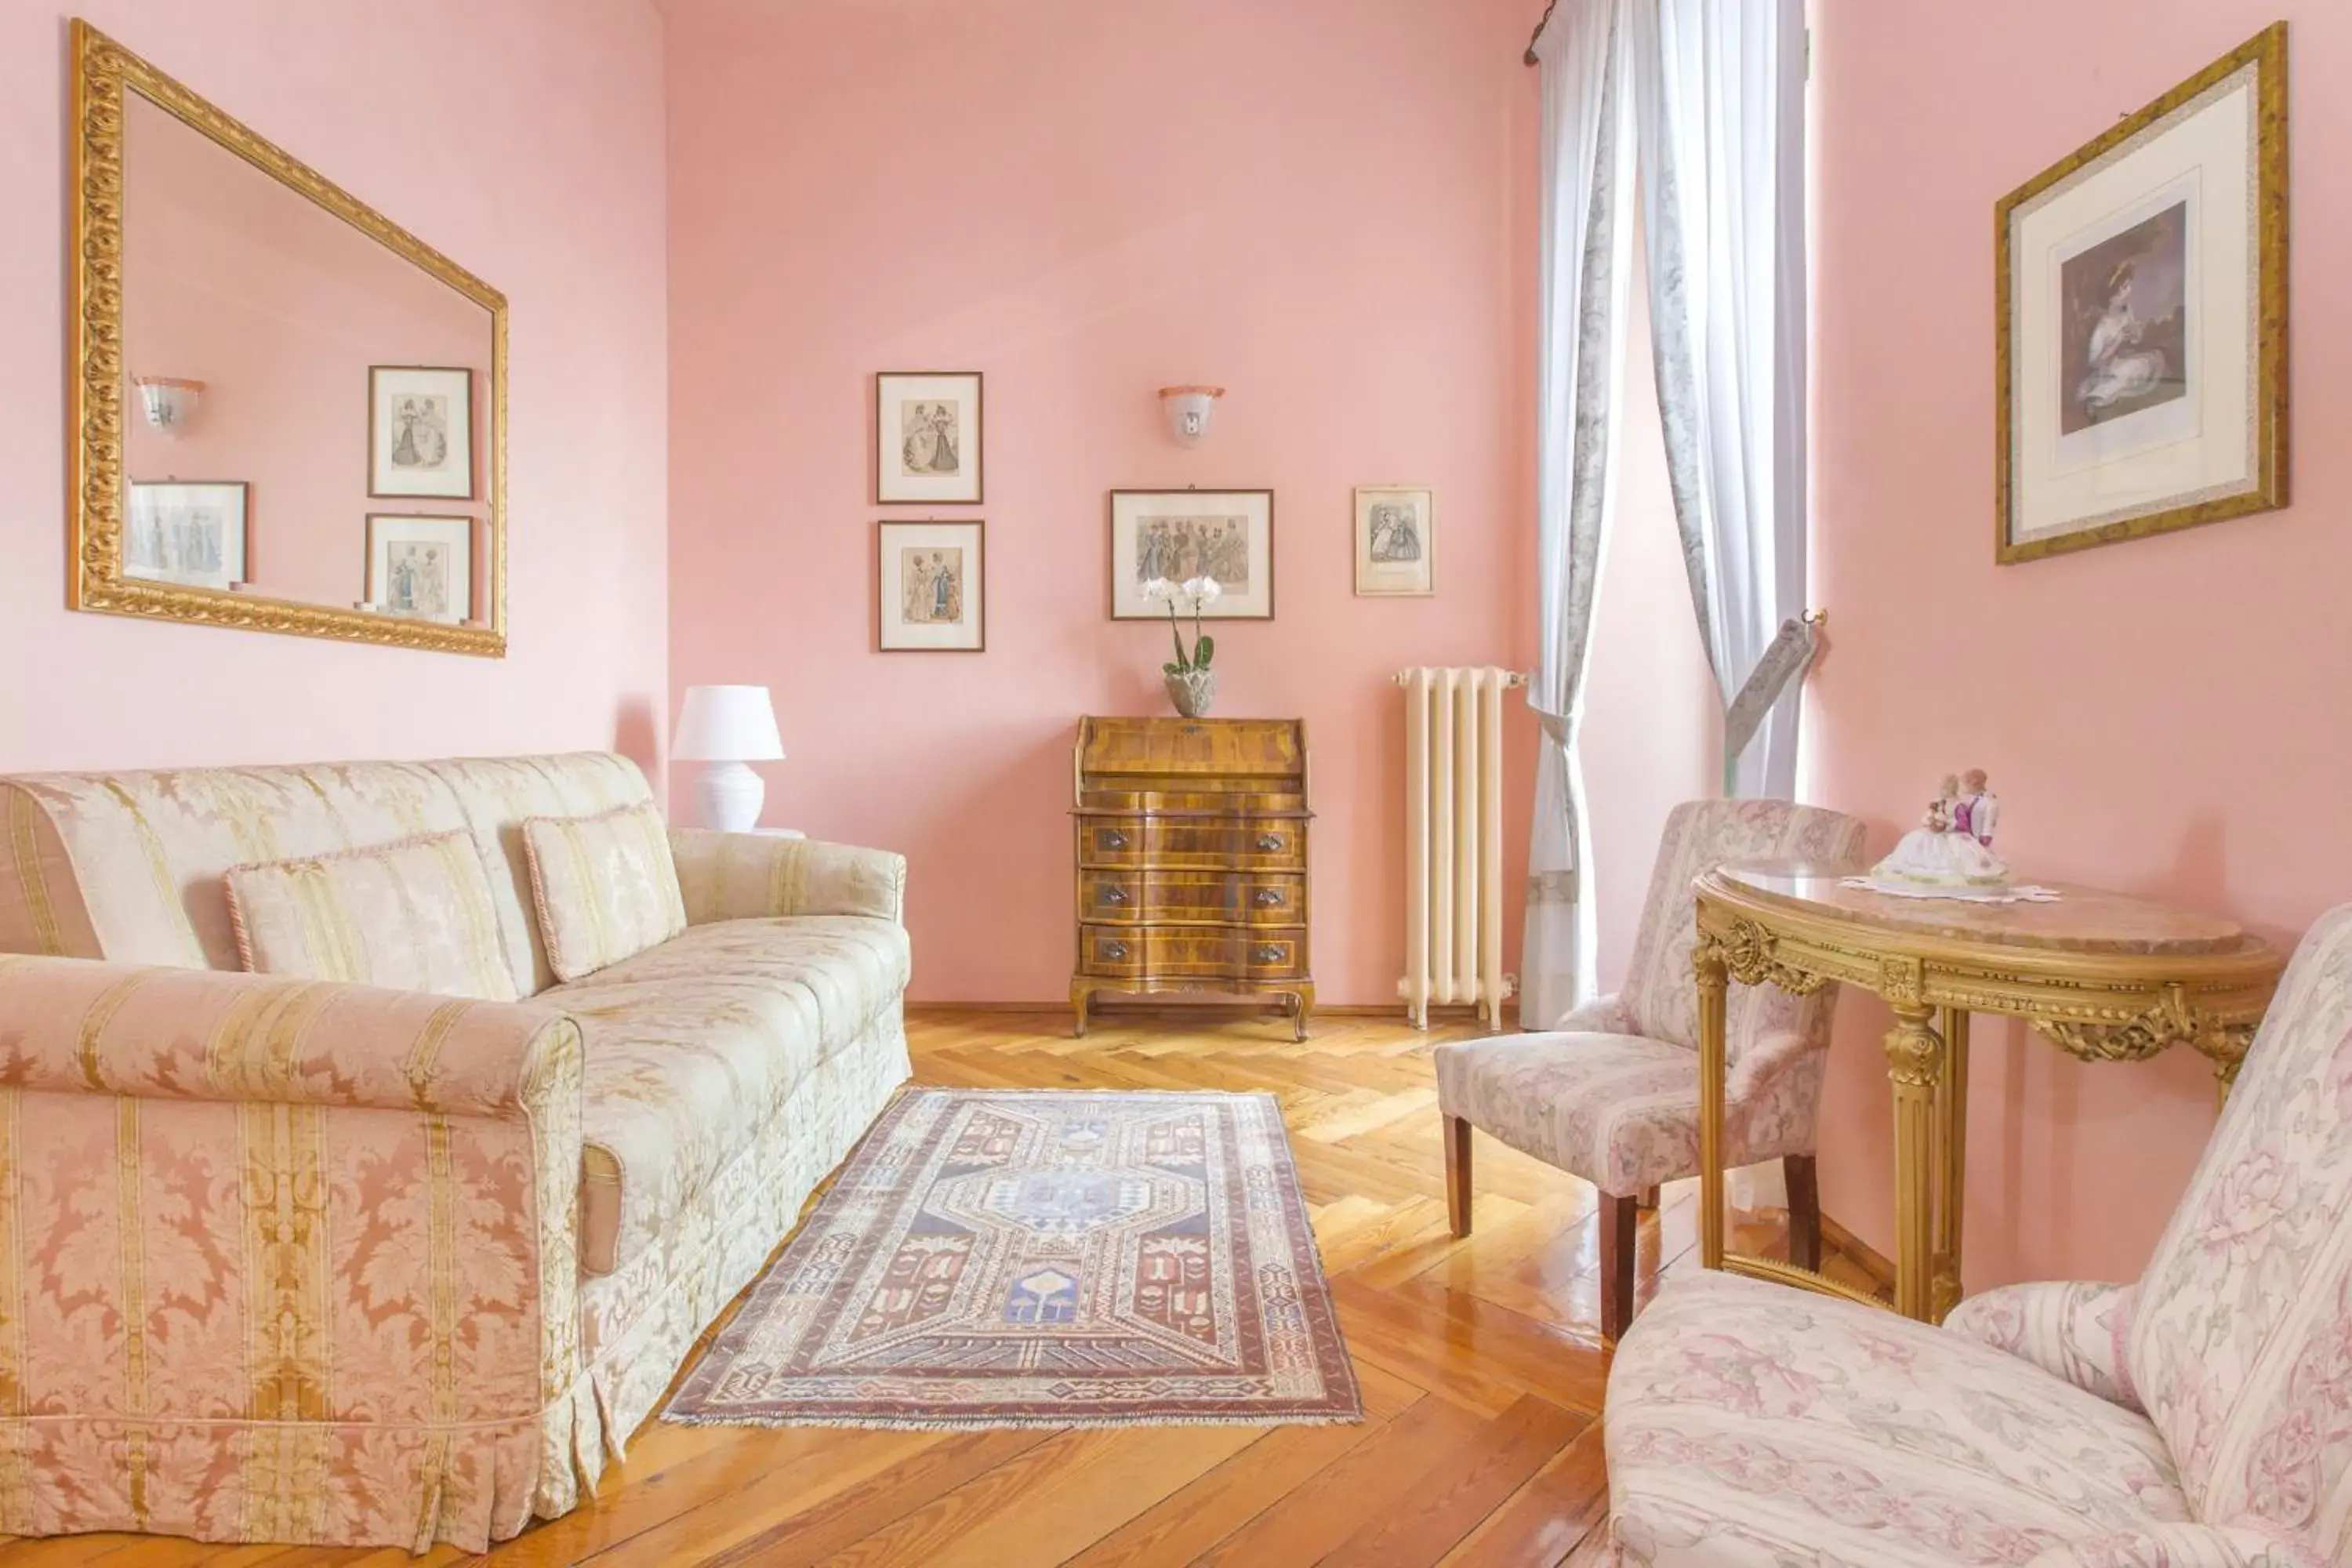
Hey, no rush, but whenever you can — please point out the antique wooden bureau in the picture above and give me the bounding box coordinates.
[1070,716,1314,1038]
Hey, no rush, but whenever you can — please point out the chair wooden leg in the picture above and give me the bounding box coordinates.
[1637,1185,1661,1210]
[1785,1153,1822,1273]
[1599,1191,1637,1343]
[1444,1116,1473,1238]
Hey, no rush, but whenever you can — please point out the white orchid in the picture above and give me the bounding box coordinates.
[1181,575,1223,606]
[1154,577,1218,677]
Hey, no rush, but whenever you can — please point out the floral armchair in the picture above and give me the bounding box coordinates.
[1602,903,2352,1566]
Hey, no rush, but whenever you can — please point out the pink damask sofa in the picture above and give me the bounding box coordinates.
[1603,903,2352,1566]
[0,753,910,1552]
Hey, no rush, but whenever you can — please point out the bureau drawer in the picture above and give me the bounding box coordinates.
[1077,924,1240,981]
[1080,869,1305,926]
[1076,924,1309,982]
[1078,815,1308,870]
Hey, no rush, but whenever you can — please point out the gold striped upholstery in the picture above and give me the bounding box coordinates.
[226,830,520,1002]
[0,954,593,1550]
[668,828,907,924]
[521,803,688,982]
[0,754,653,998]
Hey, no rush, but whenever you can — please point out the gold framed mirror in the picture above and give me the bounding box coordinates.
[68,20,508,657]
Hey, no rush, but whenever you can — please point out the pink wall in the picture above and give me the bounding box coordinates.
[122,93,492,609]
[1811,0,2352,1286]
[666,0,1561,1004]
[0,2,670,777]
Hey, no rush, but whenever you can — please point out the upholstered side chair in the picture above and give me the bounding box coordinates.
[1601,902,2352,1567]
[1432,798,1868,1341]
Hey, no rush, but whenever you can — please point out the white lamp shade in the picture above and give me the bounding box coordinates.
[673,684,785,762]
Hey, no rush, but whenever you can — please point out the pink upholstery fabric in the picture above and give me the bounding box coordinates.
[1432,1026,1825,1195]
[1606,1271,2190,1567]
[520,802,688,982]
[1435,798,1864,1196]
[2129,904,2352,1554]
[1947,1281,2141,1413]
[0,753,916,1554]
[670,829,908,924]
[225,829,520,1002]
[2020,1526,2328,1567]
[0,953,596,1552]
[1606,905,2352,1566]
[548,915,912,1276]
[1617,799,1868,1058]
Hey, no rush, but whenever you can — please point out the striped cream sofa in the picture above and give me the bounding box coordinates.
[0,753,910,1552]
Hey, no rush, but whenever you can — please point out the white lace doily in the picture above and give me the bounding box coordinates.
[1840,876,2061,905]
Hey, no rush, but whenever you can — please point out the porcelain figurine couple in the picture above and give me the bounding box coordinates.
[1875,769,2009,888]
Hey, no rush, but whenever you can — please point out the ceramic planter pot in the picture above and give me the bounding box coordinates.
[1166,668,1217,718]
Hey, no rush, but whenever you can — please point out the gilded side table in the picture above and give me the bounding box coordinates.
[1693,864,2283,1323]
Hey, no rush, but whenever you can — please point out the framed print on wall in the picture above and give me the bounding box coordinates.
[1354,485,1435,596]
[125,480,249,590]
[369,365,476,500]
[365,514,476,624]
[877,372,983,504]
[1108,488,1274,620]
[878,519,985,651]
[1994,23,2287,565]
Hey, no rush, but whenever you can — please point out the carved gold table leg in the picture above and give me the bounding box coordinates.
[1696,942,1731,1272]
[1931,1006,1970,1322]
[2195,1021,2258,1105]
[1882,1001,1944,1321]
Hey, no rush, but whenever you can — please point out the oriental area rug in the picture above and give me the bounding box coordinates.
[664,1087,1363,1429]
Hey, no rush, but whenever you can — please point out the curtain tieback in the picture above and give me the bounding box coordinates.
[1722,615,1820,785]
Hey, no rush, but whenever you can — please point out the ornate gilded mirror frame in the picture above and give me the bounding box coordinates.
[67,19,509,656]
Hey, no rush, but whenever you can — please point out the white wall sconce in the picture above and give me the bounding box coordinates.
[134,376,205,437]
[1159,384,1224,448]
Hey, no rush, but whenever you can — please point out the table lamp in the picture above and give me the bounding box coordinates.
[673,684,785,832]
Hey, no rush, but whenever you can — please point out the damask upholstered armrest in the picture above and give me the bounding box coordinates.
[2024,1523,2327,1567]
[669,828,906,924]
[0,953,597,1552]
[1944,1280,2141,1412]
[0,953,579,1116]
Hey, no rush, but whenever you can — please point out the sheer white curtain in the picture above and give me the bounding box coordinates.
[1628,0,1812,801]
[1520,0,1636,1029]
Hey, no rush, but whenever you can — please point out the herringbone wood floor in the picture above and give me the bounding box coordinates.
[0,1007,1886,1567]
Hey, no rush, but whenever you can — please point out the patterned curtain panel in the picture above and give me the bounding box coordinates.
[1521,0,1637,1030]
[1628,0,1813,800]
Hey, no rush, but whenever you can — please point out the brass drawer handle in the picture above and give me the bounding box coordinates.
[1102,829,1131,850]
[1101,885,1130,906]
[1254,945,1284,964]
[1252,887,1286,907]
[1255,833,1285,852]
[1102,940,1130,960]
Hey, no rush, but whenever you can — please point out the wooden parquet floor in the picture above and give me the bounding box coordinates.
[0,1008,1886,1567]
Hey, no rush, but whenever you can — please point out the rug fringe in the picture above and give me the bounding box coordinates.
[661,1409,1367,1432]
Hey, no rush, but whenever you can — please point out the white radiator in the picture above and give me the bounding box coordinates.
[1395,666,1522,1029]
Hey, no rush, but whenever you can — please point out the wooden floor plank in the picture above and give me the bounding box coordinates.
[1319,1393,1589,1566]
[0,1009,1873,1567]
[1436,1419,1611,1568]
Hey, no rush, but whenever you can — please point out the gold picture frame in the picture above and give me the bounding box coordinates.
[67,20,509,655]
[1994,24,2288,565]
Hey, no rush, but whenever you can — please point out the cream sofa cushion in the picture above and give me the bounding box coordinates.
[550,915,913,1276]
[225,829,520,1001]
[521,802,687,983]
